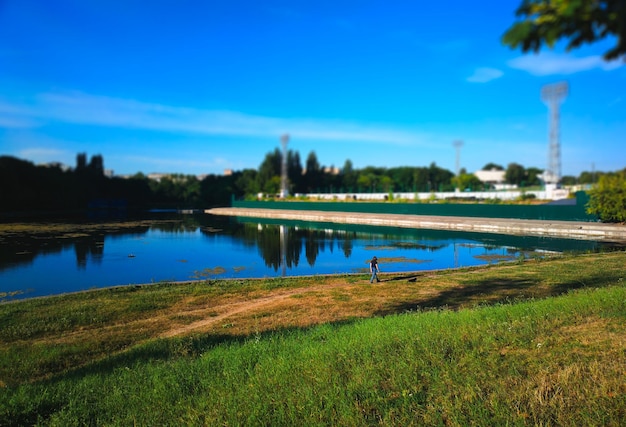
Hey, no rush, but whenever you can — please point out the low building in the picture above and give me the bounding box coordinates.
[474,169,505,184]
[473,169,516,190]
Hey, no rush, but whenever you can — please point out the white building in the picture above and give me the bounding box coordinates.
[473,169,514,190]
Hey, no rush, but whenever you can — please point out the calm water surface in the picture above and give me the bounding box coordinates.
[0,213,620,301]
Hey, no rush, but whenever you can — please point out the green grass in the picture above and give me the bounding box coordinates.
[1,254,625,426]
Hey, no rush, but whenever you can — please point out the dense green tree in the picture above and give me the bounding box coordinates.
[201,174,236,206]
[150,176,175,204]
[388,167,417,192]
[356,173,375,193]
[525,167,543,186]
[235,169,260,197]
[0,156,74,211]
[264,176,282,194]
[412,168,431,192]
[112,174,152,206]
[586,170,626,222]
[304,151,322,192]
[183,176,201,205]
[89,155,104,175]
[380,176,394,192]
[427,162,454,192]
[256,149,282,194]
[144,174,201,207]
[561,175,578,185]
[76,153,87,170]
[482,163,504,171]
[505,162,527,186]
[579,171,594,184]
[503,0,626,60]
[287,150,304,194]
[341,159,357,192]
[131,172,147,180]
[250,148,304,195]
[305,151,321,174]
[453,173,484,191]
[358,167,387,192]
[579,170,604,184]
[319,164,343,193]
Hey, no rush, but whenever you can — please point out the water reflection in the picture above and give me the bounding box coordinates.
[234,222,359,273]
[0,223,151,272]
[0,214,622,301]
[74,235,104,269]
[233,216,605,274]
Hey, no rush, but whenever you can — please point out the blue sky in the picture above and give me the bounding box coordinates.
[1,0,624,177]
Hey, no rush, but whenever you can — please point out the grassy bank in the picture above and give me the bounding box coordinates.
[1,252,625,426]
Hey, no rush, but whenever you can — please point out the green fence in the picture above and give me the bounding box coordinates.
[232,192,596,222]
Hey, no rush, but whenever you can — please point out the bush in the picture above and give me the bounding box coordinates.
[517,192,536,202]
[586,171,626,223]
[485,198,502,205]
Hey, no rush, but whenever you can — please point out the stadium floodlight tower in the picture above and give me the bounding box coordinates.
[279,133,289,198]
[541,82,568,186]
[453,140,463,192]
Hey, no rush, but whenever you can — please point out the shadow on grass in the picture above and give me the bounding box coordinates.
[374,272,619,316]
[375,277,540,315]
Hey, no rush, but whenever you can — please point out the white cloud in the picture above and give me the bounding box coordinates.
[6,90,434,147]
[508,52,623,76]
[467,67,503,83]
[0,100,40,128]
[18,148,67,158]
[0,116,36,128]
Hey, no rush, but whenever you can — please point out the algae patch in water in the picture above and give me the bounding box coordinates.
[191,266,227,279]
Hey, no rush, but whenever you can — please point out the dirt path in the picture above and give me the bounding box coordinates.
[160,281,355,338]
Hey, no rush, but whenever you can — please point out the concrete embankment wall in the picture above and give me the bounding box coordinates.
[207,207,626,243]
[230,191,595,222]
[206,193,626,242]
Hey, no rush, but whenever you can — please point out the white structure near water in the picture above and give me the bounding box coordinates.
[302,167,571,202]
[302,187,570,202]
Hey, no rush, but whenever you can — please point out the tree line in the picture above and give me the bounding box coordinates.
[0,151,618,214]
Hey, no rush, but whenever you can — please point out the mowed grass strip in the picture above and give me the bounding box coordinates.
[0,252,625,425]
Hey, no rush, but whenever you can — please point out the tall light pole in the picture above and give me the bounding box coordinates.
[453,140,463,176]
[453,140,463,192]
[280,134,289,198]
[541,82,568,185]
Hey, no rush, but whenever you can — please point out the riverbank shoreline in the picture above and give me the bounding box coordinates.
[207,207,626,243]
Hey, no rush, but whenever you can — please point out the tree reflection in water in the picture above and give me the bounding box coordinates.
[74,235,104,269]
[232,222,359,273]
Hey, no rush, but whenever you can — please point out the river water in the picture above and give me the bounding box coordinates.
[0,213,621,301]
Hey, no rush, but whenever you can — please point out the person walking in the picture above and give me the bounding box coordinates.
[369,256,380,283]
